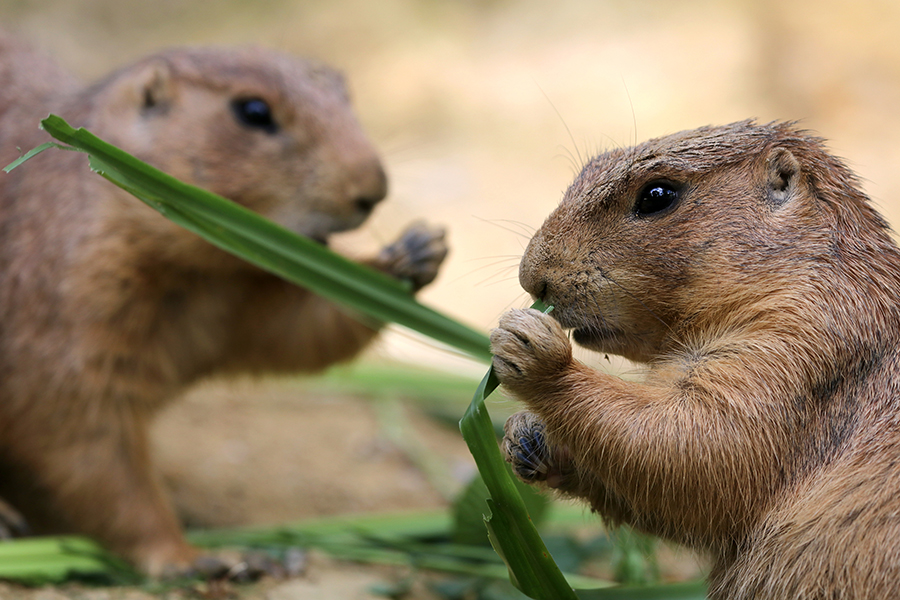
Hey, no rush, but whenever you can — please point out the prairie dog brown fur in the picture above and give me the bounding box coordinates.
[0,35,447,575]
[492,121,900,598]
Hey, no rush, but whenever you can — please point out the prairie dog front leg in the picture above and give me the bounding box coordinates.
[491,308,582,490]
[370,221,448,291]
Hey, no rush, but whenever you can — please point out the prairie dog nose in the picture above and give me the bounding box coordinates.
[347,158,387,215]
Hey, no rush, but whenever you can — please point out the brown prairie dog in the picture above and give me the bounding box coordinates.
[0,34,447,576]
[492,121,900,598]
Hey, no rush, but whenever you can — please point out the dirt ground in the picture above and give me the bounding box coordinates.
[152,377,475,529]
[153,375,479,599]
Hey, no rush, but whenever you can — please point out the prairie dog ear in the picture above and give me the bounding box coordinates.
[765,147,802,208]
[109,59,174,113]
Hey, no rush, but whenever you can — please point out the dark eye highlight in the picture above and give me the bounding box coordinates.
[231,98,278,134]
[635,181,680,216]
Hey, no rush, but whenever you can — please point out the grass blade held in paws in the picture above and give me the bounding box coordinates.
[459,301,586,600]
[460,304,709,599]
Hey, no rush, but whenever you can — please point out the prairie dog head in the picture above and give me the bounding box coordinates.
[86,46,386,246]
[519,121,885,363]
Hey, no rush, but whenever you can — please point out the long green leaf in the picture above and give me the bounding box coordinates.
[459,302,589,600]
[460,395,583,600]
[33,115,492,362]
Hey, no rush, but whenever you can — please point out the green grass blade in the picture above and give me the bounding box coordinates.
[0,536,135,583]
[2,141,70,172]
[188,509,611,588]
[459,300,582,600]
[29,115,491,362]
[573,581,708,599]
[459,377,580,600]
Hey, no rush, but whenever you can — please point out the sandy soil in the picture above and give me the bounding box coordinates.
[152,376,477,599]
[152,378,475,529]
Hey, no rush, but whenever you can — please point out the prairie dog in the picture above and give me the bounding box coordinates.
[0,34,447,576]
[493,121,900,598]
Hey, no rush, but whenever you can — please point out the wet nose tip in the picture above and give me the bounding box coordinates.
[354,193,381,214]
[351,161,388,215]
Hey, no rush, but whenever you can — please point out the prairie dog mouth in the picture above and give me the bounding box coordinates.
[571,326,623,350]
[544,306,623,350]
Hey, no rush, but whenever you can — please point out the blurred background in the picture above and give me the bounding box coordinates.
[1,0,899,592]
[4,0,900,374]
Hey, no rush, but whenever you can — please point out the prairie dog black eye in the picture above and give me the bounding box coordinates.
[231,97,278,134]
[635,181,680,216]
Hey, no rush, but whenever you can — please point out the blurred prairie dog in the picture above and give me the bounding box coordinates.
[0,34,447,576]
[493,121,900,598]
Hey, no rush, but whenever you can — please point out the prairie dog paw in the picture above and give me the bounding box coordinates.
[376,221,448,291]
[490,308,572,387]
[502,411,573,489]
